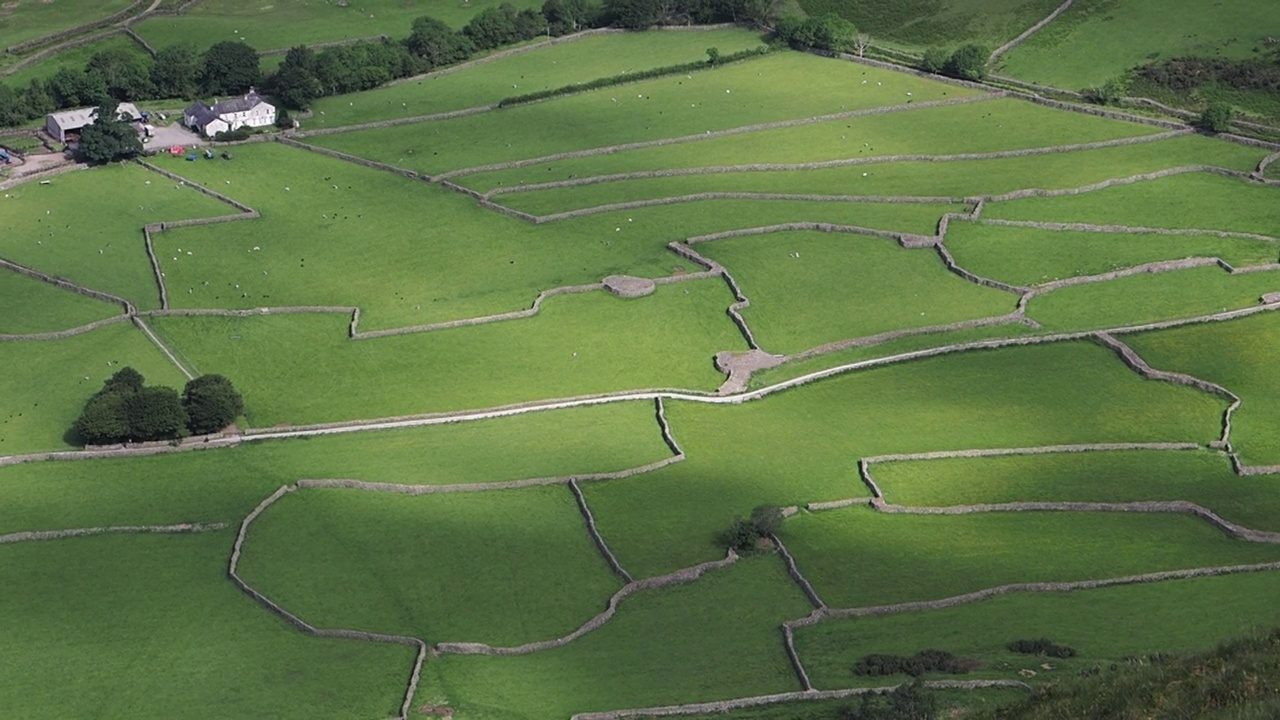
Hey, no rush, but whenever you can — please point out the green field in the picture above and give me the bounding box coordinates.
[0,269,121,334]
[0,0,135,50]
[998,0,1280,90]
[419,556,811,719]
[0,322,187,453]
[0,163,234,310]
[1129,311,1280,466]
[0,400,667,530]
[587,340,1224,577]
[0,532,413,718]
[3,29,1280,718]
[305,28,770,128]
[947,222,1280,286]
[695,229,1015,354]
[238,485,623,645]
[872,448,1280,531]
[1,33,151,86]
[131,0,542,55]
[149,280,743,427]
[796,570,1280,688]
[308,52,981,176]
[460,96,1163,192]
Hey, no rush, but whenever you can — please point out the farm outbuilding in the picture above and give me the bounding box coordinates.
[45,103,148,143]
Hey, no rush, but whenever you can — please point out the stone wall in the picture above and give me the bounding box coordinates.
[274,138,425,180]
[0,314,130,342]
[0,521,225,544]
[294,105,493,139]
[569,479,634,582]
[4,0,144,55]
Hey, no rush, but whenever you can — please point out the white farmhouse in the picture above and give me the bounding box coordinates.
[184,89,276,138]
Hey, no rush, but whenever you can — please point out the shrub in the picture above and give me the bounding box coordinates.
[720,504,785,552]
[853,649,968,677]
[943,43,988,81]
[1198,101,1234,133]
[213,127,253,142]
[842,679,938,720]
[921,46,949,74]
[1008,637,1078,658]
[1085,76,1128,105]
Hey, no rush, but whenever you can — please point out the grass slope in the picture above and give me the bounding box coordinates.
[238,485,622,646]
[306,28,769,128]
[0,269,121,334]
[946,221,1279,286]
[498,134,1264,215]
[798,0,1062,47]
[984,171,1280,239]
[461,95,1161,192]
[780,505,1280,607]
[0,322,188,453]
[149,279,743,427]
[0,532,411,718]
[0,400,667,533]
[0,0,134,50]
[696,230,1016,354]
[132,0,541,55]
[586,340,1224,577]
[0,162,235,309]
[1027,265,1280,331]
[1128,310,1280,466]
[998,0,1280,90]
[796,570,1280,689]
[421,555,811,719]
[2,34,151,86]
[873,449,1280,532]
[309,52,981,176]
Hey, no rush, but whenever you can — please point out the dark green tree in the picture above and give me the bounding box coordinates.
[102,366,145,393]
[0,83,27,126]
[943,43,989,81]
[150,44,201,99]
[86,47,155,100]
[47,67,110,109]
[464,4,522,50]
[542,0,597,34]
[126,386,189,441]
[843,680,938,720]
[78,116,143,163]
[921,46,949,74]
[74,391,132,445]
[404,16,474,68]
[1199,101,1234,132]
[201,40,261,95]
[182,374,244,435]
[706,46,721,65]
[21,79,56,117]
[272,63,323,108]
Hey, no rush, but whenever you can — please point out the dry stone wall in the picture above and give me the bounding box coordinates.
[4,0,145,54]
[569,479,634,582]
[0,522,225,544]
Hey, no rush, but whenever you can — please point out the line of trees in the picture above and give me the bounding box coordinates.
[73,367,244,445]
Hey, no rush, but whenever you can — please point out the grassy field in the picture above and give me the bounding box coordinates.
[495,134,1265,215]
[308,52,982,176]
[0,532,413,718]
[1027,265,1280,331]
[780,505,1280,608]
[984,171,1280,238]
[2,33,151,86]
[459,96,1163,192]
[238,485,622,646]
[419,556,811,719]
[795,570,1280,689]
[680,689,1026,719]
[0,162,234,310]
[1129,311,1280,466]
[797,0,1062,47]
[305,28,770,128]
[149,279,743,427]
[0,322,188,454]
[998,0,1280,90]
[0,400,667,532]
[132,0,541,55]
[872,448,1280,531]
[586,340,1225,577]
[947,222,1280,286]
[0,269,121,334]
[0,0,135,50]
[695,229,1016,354]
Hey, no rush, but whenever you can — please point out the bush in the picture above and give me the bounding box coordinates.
[1009,638,1078,658]
[920,46,949,74]
[853,649,969,677]
[720,504,785,552]
[213,127,253,142]
[1085,76,1128,105]
[842,679,938,720]
[943,43,988,81]
[1198,101,1234,133]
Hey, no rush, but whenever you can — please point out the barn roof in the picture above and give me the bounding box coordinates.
[47,107,99,131]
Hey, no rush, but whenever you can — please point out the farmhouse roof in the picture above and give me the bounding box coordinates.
[210,89,271,115]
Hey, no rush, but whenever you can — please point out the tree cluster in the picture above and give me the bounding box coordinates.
[720,505,782,552]
[77,115,145,163]
[920,43,989,81]
[602,0,776,30]
[1008,637,1078,658]
[853,648,969,677]
[841,680,938,720]
[774,14,858,53]
[0,41,265,129]
[73,368,243,445]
